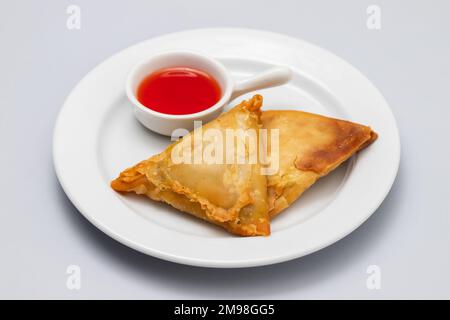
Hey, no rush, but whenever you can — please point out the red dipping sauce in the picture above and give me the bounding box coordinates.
[136,67,222,115]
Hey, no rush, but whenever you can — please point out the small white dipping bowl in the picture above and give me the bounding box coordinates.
[126,51,292,136]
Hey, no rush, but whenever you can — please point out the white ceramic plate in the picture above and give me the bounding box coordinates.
[53,28,400,268]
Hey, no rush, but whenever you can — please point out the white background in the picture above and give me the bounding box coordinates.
[1,0,449,299]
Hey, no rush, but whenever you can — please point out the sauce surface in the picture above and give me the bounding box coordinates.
[137,67,222,115]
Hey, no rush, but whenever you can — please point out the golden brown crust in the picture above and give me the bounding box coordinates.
[293,116,376,174]
[261,110,377,217]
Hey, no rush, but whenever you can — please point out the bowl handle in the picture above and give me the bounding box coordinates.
[230,66,292,100]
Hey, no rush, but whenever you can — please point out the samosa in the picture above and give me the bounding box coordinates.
[261,110,377,217]
[111,95,270,236]
[111,94,378,236]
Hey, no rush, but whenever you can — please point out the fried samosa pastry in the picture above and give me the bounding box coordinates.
[111,95,270,236]
[261,110,377,218]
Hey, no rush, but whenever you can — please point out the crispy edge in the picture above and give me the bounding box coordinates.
[110,160,270,236]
